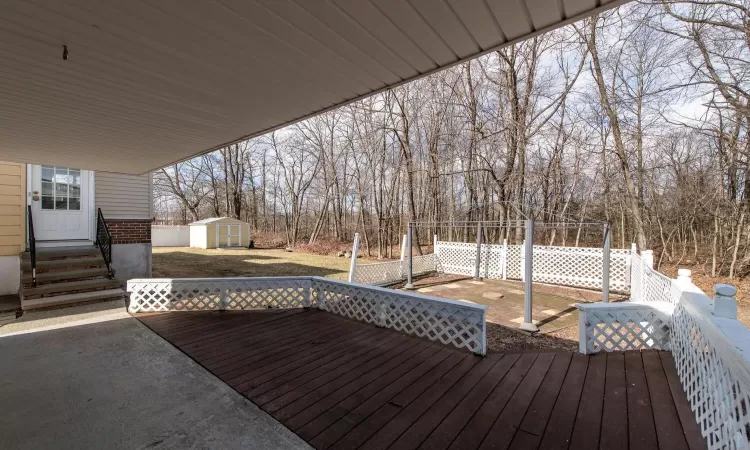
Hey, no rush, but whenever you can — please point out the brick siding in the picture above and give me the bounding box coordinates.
[107,219,151,245]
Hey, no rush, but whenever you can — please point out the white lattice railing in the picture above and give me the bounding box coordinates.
[353,260,404,285]
[577,248,750,449]
[314,278,486,354]
[577,301,674,353]
[127,276,487,355]
[435,241,630,292]
[671,285,750,449]
[352,254,438,286]
[629,249,675,304]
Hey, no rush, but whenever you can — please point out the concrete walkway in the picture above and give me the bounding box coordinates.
[0,312,311,449]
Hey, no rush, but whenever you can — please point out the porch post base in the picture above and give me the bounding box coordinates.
[519,322,538,332]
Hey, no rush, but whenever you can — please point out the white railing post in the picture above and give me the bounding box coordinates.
[642,250,654,269]
[578,310,588,354]
[627,243,636,290]
[348,233,360,283]
[405,225,414,289]
[713,284,738,319]
[676,268,692,288]
[602,223,611,303]
[433,234,438,253]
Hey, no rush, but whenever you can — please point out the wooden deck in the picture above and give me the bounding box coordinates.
[136,309,705,450]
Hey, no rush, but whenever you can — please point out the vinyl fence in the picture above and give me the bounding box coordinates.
[152,225,190,247]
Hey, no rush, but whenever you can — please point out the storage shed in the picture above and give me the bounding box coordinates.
[189,217,250,249]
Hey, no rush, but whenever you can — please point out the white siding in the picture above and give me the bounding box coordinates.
[190,225,207,249]
[95,171,152,219]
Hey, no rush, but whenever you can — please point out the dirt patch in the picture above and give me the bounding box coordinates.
[152,247,352,279]
[406,277,602,353]
[486,322,578,353]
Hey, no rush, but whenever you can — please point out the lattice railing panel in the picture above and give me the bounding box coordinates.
[506,244,523,280]
[672,291,750,449]
[436,241,629,291]
[578,303,673,353]
[532,246,630,291]
[412,253,438,276]
[630,251,675,304]
[435,241,477,276]
[314,278,487,354]
[354,260,403,285]
[127,277,311,312]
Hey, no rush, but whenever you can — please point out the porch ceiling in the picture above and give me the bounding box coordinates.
[1,0,625,174]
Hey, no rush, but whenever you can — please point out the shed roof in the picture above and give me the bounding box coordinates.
[189,217,247,226]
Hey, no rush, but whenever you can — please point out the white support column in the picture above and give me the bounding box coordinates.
[602,223,611,303]
[433,234,438,252]
[405,224,414,289]
[348,233,360,283]
[474,222,482,279]
[520,240,525,282]
[520,219,538,332]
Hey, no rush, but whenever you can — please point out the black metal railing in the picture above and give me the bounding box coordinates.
[27,205,37,286]
[95,208,114,279]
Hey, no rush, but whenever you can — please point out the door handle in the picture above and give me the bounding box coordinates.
[31,191,39,201]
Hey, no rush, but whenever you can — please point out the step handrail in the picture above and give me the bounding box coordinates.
[95,208,114,279]
[27,205,36,286]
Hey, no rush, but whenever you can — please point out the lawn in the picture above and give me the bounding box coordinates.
[152,247,352,279]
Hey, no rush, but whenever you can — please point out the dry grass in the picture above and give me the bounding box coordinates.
[152,247,352,279]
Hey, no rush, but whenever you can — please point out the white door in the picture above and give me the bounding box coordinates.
[30,165,91,241]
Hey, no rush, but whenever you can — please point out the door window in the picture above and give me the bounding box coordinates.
[41,166,81,211]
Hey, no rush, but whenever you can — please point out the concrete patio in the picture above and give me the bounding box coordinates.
[0,311,310,450]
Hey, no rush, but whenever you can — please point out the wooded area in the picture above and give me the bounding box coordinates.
[154,1,750,278]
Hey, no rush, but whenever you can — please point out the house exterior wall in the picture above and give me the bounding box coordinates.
[95,171,153,282]
[0,162,25,256]
[95,171,152,219]
[107,219,151,245]
[0,162,25,295]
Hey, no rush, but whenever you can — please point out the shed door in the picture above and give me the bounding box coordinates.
[217,223,241,247]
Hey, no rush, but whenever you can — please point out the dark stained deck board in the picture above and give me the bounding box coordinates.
[136,310,706,450]
[568,351,607,450]
[507,352,573,450]
[599,352,628,450]
[625,351,659,450]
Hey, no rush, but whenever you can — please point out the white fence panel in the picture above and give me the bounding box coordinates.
[152,225,190,247]
[435,241,629,292]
